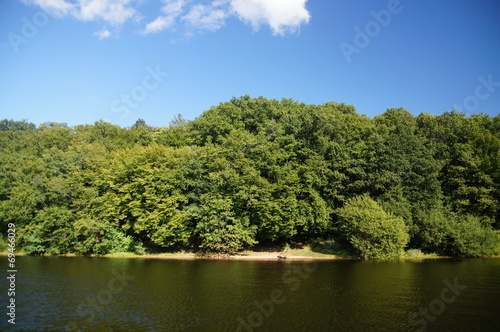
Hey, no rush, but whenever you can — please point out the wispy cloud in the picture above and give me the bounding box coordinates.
[143,16,175,35]
[25,0,74,17]
[182,3,229,32]
[24,0,137,24]
[22,0,311,38]
[23,0,137,38]
[74,0,137,26]
[94,28,111,39]
[143,0,185,35]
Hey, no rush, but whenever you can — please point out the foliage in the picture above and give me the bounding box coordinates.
[404,249,425,258]
[447,215,499,257]
[337,195,410,259]
[0,97,499,258]
[0,235,7,252]
[412,208,451,251]
[308,238,356,258]
[22,230,46,255]
[72,218,145,255]
[191,195,257,255]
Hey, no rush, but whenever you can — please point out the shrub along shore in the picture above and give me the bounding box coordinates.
[1,96,499,259]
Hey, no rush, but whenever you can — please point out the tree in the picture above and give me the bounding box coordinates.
[1,98,499,258]
[191,195,257,255]
[446,214,499,257]
[412,208,450,252]
[337,195,409,259]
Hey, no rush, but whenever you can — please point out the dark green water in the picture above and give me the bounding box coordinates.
[2,256,500,331]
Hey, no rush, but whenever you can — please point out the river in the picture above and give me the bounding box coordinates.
[2,256,500,331]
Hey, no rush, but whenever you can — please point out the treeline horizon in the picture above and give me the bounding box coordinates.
[1,96,499,258]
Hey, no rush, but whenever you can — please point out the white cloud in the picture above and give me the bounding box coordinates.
[75,0,137,26]
[22,0,311,38]
[230,0,310,35]
[182,3,228,32]
[25,0,75,17]
[161,0,185,15]
[143,16,175,34]
[94,28,111,39]
[143,0,185,35]
[23,0,137,25]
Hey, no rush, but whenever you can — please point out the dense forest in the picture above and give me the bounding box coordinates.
[1,96,499,259]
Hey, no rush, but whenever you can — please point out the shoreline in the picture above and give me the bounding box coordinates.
[0,250,352,260]
[5,251,498,261]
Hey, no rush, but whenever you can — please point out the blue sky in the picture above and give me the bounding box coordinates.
[0,0,499,128]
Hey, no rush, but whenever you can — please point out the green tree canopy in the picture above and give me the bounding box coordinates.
[337,195,410,259]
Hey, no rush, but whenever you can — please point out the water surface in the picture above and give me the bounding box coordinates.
[2,256,499,331]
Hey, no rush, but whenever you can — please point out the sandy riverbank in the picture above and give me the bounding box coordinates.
[4,249,493,260]
[102,249,351,260]
[0,249,347,260]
